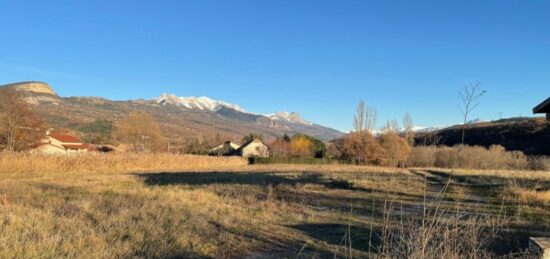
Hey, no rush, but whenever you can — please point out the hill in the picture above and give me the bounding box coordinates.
[0,82,343,144]
[415,117,550,155]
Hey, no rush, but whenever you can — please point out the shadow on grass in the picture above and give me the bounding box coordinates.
[134,171,357,191]
[131,171,550,257]
[292,223,380,254]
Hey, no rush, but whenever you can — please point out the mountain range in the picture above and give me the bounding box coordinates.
[1,81,343,142]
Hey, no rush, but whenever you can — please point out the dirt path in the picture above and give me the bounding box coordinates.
[385,170,493,218]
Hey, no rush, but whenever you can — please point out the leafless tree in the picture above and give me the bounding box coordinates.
[458,83,486,145]
[365,106,377,133]
[383,119,399,133]
[353,100,378,133]
[402,113,415,145]
[353,101,366,132]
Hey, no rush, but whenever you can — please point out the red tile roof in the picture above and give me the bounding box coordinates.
[49,134,81,143]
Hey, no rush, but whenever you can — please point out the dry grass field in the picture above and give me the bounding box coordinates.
[0,153,549,258]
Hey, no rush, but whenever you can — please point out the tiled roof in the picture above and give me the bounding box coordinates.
[49,134,81,143]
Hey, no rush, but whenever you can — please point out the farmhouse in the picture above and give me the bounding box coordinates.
[533,97,550,120]
[209,141,241,156]
[233,138,269,158]
[33,133,88,155]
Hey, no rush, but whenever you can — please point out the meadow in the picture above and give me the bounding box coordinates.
[0,153,549,258]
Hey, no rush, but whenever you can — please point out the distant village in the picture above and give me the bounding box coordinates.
[32,129,271,158]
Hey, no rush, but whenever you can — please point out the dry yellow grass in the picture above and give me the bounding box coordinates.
[0,152,248,174]
[413,167,550,181]
[0,154,548,258]
[507,187,550,205]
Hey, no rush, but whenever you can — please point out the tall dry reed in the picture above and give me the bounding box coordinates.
[0,152,248,174]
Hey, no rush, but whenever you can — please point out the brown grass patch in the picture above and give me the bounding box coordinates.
[507,187,550,206]
[0,155,547,258]
[415,167,550,181]
[0,152,248,174]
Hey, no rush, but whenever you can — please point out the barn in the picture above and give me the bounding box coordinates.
[533,97,550,120]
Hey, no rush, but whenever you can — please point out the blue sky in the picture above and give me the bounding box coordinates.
[1,1,549,132]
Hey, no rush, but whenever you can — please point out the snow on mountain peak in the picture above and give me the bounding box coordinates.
[155,94,315,126]
[267,111,313,125]
[155,94,246,113]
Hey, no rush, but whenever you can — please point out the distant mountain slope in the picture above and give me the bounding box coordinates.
[415,117,550,155]
[1,82,343,142]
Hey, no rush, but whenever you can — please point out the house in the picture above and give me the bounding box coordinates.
[32,133,88,155]
[233,138,269,158]
[533,97,550,120]
[209,141,241,156]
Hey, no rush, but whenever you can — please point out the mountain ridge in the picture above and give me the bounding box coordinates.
[155,93,313,126]
[1,81,343,142]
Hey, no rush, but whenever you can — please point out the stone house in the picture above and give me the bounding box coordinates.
[33,133,88,155]
[233,138,269,158]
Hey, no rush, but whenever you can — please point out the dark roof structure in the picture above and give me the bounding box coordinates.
[533,97,550,114]
[209,141,240,156]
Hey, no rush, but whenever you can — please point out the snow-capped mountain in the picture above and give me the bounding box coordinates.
[154,94,315,126]
[155,94,247,113]
[266,112,313,125]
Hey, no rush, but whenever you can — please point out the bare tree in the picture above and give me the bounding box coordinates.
[458,83,486,145]
[353,101,366,132]
[383,119,399,133]
[353,100,378,133]
[402,113,415,145]
[365,106,378,133]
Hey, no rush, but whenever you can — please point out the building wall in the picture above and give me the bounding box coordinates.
[33,144,67,155]
[241,142,269,158]
[32,137,88,155]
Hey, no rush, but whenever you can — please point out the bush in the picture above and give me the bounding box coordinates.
[336,131,386,165]
[408,145,531,170]
[407,146,437,167]
[379,132,411,167]
[529,156,550,171]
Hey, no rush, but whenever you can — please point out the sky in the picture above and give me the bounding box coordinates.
[1,0,549,132]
